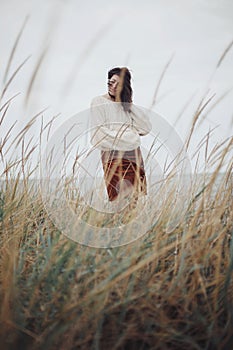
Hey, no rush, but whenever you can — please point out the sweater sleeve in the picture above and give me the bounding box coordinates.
[90,97,140,151]
[130,104,152,136]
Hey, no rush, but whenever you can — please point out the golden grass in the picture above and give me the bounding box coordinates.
[0,166,232,349]
[0,24,233,350]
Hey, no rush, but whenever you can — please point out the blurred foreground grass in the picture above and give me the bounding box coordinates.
[0,163,232,350]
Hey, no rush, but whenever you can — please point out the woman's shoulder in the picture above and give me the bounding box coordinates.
[91,95,109,106]
[130,103,146,116]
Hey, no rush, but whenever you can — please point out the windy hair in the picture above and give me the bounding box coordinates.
[108,67,133,112]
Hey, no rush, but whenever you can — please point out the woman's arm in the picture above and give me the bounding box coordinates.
[130,105,152,136]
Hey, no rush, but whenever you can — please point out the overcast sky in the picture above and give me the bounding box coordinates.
[0,0,232,172]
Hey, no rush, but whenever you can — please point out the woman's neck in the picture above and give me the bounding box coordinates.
[108,92,115,101]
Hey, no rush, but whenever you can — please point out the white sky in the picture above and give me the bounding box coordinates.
[0,0,233,173]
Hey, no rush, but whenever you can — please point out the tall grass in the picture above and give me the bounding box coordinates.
[0,21,233,350]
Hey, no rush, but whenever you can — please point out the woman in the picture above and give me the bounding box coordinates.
[90,67,152,204]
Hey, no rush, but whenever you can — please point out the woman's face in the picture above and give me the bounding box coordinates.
[107,74,120,97]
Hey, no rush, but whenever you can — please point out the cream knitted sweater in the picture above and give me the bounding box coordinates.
[90,95,152,151]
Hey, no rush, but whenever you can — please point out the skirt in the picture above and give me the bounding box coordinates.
[101,147,147,201]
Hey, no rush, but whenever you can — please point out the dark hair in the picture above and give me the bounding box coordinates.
[108,67,133,112]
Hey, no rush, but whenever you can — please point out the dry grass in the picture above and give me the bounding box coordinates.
[0,23,233,350]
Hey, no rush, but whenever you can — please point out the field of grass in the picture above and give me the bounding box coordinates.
[0,23,233,350]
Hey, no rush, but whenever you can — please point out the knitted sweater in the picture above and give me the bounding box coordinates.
[90,95,152,151]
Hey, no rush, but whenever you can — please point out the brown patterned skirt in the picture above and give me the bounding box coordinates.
[101,147,147,201]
